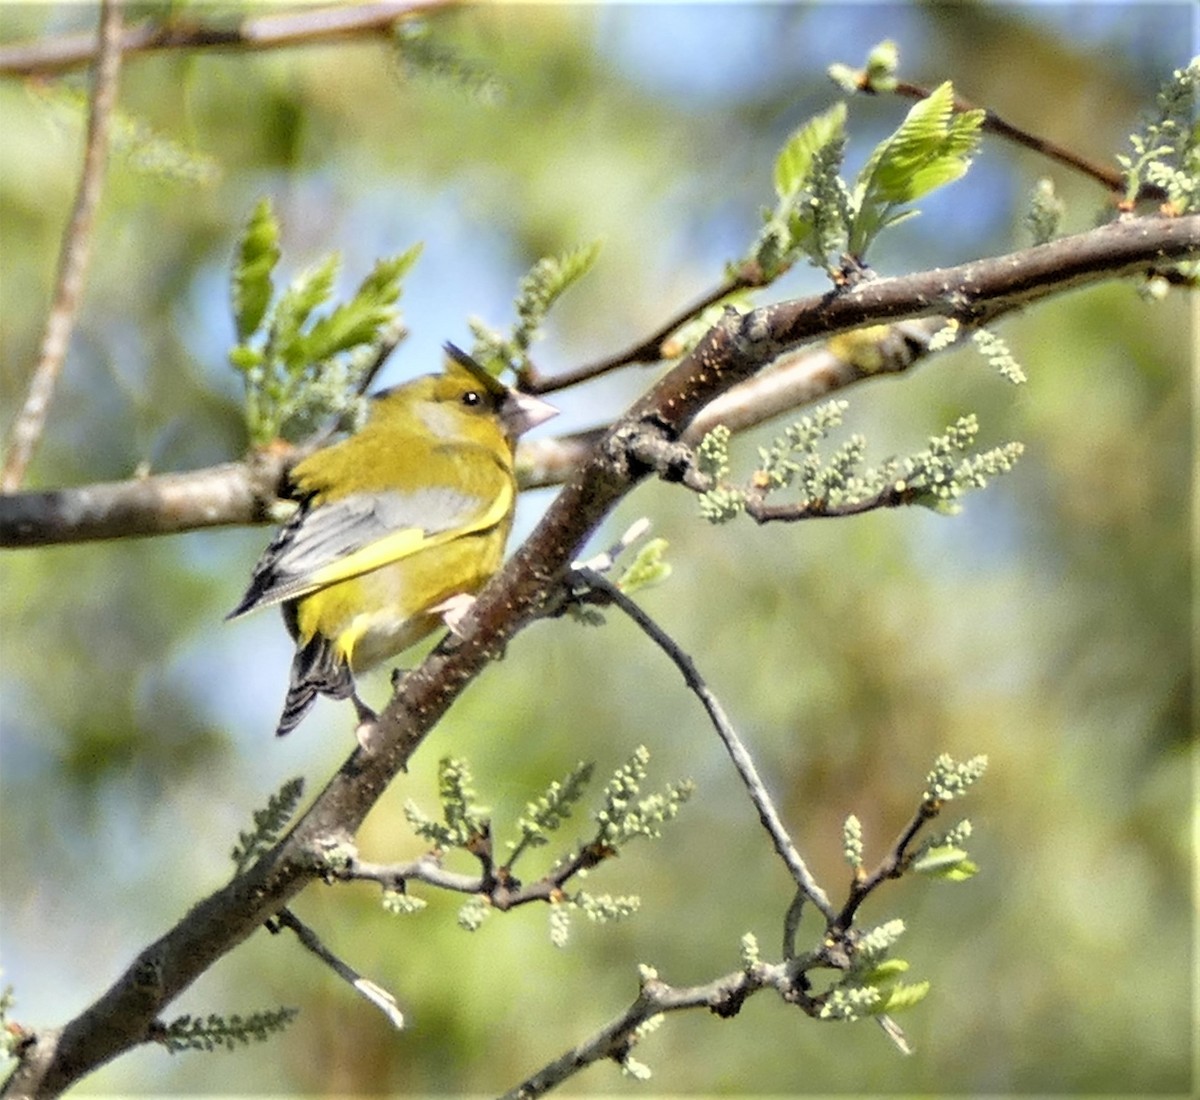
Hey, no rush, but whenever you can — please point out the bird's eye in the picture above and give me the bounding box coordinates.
[461,390,482,407]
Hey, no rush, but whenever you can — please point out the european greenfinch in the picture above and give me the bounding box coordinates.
[229,344,558,737]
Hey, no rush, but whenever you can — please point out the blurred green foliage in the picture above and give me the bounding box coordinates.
[0,3,1193,1096]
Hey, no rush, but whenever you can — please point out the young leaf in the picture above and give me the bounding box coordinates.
[618,538,672,594]
[774,102,847,201]
[849,82,984,257]
[272,253,341,373]
[912,844,979,881]
[232,198,280,342]
[513,240,603,348]
[876,979,931,1014]
[299,245,421,364]
[230,777,305,877]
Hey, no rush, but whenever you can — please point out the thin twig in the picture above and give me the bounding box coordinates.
[782,888,807,960]
[572,567,835,921]
[336,839,614,911]
[888,79,1164,201]
[519,264,763,394]
[270,907,405,1029]
[1,0,124,492]
[503,960,805,1099]
[744,484,920,524]
[356,324,408,398]
[832,798,940,933]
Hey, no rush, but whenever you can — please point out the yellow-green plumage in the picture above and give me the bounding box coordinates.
[229,346,557,736]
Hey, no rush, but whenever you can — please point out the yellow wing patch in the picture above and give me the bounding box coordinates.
[302,479,513,591]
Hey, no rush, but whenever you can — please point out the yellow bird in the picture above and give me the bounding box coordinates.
[229,344,558,737]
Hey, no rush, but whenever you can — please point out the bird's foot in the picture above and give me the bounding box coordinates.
[429,592,477,637]
[352,693,381,752]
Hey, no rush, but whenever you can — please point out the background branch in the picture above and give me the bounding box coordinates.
[0,0,455,77]
[0,456,287,547]
[519,261,765,394]
[1,0,124,492]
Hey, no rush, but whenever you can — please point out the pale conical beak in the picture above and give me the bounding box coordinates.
[501,389,559,438]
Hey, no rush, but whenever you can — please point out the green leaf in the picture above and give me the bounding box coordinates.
[550,239,603,293]
[231,197,280,342]
[850,82,984,257]
[512,240,603,348]
[230,777,305,876]
[514,761,595,847]
[861,958,910,984]
[911,844,979,881]
[272,253,340,372]
[942,860,979,882]
[360,243,423,301]
[228,344,262,374]
[774,102,847,201]
[300,246,420,364]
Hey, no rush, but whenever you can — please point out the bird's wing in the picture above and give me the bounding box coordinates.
[228,481,512,618]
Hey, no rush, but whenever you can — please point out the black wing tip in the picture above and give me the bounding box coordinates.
[226,584,268,622]
[273,633,358,736]
[274,689,316,737]
[225,600,251,622]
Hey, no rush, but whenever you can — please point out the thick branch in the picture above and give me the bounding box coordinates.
[0,0,455,77]
[1,410,638,1097]
[633,214,1199,436]
[3,215,1194,549]
[0,456,288,547]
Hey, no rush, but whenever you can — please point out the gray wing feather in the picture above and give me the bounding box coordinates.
[229,486,484,618]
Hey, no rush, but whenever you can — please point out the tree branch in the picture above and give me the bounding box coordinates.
[831,799,940,935]
[1,0,124,492]
[570,568,835,920]
[519,262,764,394]
[3,211,1195,1096]
[505,762,973,1095]
[0,0,456,78]
[2,215,1193,549]
[886,79,1160,201]
[0,455,289,548]
[632,214,1199,437]
[503,961,804,1099]
[268,908,404,1029]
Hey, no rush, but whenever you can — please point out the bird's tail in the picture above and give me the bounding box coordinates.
[276,632,356,737]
